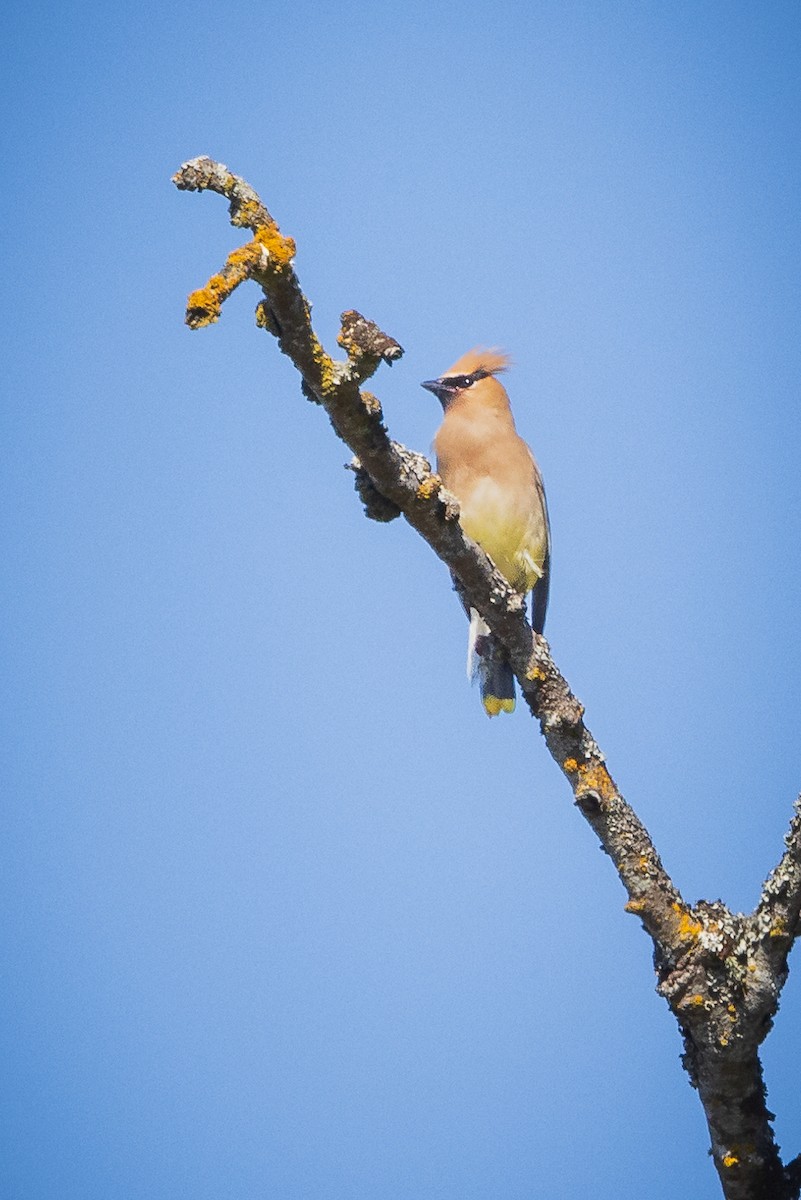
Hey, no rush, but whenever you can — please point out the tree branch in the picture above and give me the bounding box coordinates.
[754,798,801,977]
[173,156,800,1200]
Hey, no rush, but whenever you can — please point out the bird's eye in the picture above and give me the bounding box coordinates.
[439,369,491,391]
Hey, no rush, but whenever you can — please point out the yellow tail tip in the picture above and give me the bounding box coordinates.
[483,695,516,717]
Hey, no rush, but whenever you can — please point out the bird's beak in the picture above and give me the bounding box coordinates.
[421,377,456,407]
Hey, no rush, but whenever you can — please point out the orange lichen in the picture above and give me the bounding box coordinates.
[689,994,705,1007]
[226,241,263,272]
[185,240,267,328]
[254,300,280,335]
[638,855,650,873]
[624,899,646,914]
[722,1143,754,1168]
[186,281,224,327]
[232,197,265,227]
[307,334,337,396]
[575,763,616,803]
[672,903,703,941]
[416,475,440,501]
[254,222,296,269]
[561,758,616,805]
[526,664,546,682]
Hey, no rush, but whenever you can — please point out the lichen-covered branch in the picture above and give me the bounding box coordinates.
[173,156,800,1200]
[754,798,801,978]
[655,897,799,1199]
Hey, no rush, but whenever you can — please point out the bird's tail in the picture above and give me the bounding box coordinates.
[467,608,516,717]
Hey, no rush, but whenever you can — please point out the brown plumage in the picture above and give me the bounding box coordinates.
[422,348,550,716]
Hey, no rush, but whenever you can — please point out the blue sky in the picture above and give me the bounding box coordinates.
[3,2,801,1197]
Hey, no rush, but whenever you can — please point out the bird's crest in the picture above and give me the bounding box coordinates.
[443,347,511,378]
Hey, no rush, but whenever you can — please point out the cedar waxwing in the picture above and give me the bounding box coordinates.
[422,349,550,716]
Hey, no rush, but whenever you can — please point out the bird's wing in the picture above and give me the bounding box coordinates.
[530,468,551,636]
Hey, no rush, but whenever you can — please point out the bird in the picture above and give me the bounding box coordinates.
[421,349,550,716]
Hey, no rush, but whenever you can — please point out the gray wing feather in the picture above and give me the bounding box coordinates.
[531,470,550,635]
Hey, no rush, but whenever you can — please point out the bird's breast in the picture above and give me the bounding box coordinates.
[457,477,547,593]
